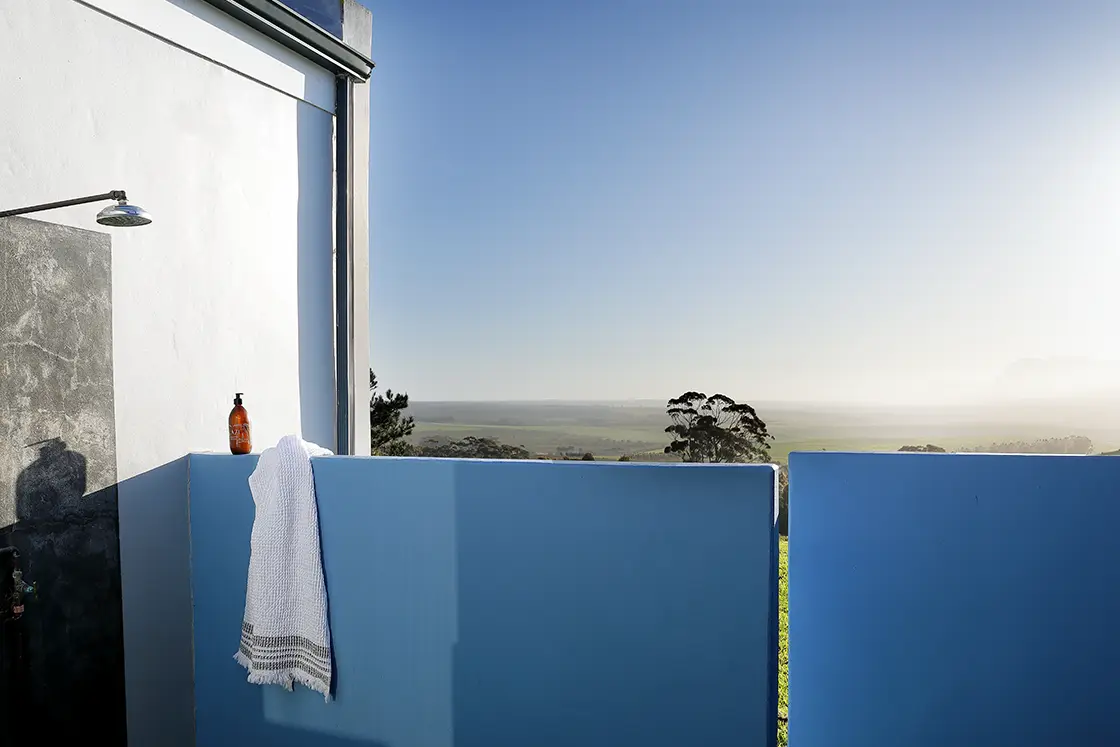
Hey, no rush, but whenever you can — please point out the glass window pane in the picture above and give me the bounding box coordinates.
[277,0,342,38]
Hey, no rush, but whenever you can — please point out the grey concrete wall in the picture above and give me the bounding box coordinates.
[0,216,126,741]
[0,217,117,524]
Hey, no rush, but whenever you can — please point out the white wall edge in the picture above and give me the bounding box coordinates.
[344,0,372,456]
[78,0,335,112]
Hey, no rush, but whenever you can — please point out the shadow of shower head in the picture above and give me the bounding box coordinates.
[26,437,65,449]
[96,198,152,227]
[0,189,152,226]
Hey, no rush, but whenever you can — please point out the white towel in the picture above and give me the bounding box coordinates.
[234,435,334,699]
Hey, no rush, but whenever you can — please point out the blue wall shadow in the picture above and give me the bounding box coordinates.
[117,457,196,747]
[189,455,778,747]
[790,452,1120,747]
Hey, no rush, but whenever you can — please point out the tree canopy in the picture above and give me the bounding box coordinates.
[777,464,788,536]
[664,391,772,463]
[415,436,531,460]
[370,370,415,455]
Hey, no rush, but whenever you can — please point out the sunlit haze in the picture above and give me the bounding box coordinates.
[364,1,1120,404]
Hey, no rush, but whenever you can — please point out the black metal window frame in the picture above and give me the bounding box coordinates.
[334,75,355,456]
[199,0,373,80]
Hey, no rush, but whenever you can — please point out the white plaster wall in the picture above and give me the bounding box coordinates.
[81,0,336,111]
[1,2,345,745]
[0,0,339,479]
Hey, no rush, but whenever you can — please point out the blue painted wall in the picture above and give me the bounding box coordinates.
[189,455,778,747]
[118,458,195,747]
[790,452,1120,747]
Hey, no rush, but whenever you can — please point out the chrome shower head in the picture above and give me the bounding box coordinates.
[96,200,152,227]
[0,190,152,225]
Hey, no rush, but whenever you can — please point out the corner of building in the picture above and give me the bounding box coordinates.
[343,0,373,456]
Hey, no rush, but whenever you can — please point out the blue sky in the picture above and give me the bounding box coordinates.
[360,1,1120,403]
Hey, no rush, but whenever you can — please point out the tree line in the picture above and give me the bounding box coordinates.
[371,372,787,531]
[372,373,775,463]
[900,435,1094,455]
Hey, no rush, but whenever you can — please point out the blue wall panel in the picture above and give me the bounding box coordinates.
[118,457,195,747]
[189,456,778,747]
[790,452,1120,747]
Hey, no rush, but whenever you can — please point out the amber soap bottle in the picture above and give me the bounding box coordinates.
[229,393,252,455]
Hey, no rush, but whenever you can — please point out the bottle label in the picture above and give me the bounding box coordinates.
[230,423,251,449]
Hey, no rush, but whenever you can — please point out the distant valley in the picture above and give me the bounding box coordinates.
[406,397,1120,461]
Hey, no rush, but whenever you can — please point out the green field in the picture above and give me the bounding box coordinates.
[406,399,1120,460]
[779,536,788,747]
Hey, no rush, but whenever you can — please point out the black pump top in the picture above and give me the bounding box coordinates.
[234,393,244,406]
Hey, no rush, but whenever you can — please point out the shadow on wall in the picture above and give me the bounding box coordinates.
[16,438,88,520]
[296,99,337,450]
[0,438,125,743]
[113,457,199,747]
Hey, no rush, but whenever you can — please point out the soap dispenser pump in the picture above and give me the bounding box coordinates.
[229,393,252,455]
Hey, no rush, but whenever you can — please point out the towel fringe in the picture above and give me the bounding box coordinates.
[235,651,332,702]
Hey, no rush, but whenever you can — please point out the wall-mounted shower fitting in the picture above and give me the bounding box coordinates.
[0,190,152,226]
[0,547,35,621]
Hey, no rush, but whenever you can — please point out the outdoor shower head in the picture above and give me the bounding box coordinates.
[95,199,152,227]
[0,190,152,226]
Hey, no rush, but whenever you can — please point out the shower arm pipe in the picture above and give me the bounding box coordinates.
[0,191,128,219]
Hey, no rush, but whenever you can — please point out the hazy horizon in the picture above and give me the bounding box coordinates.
[366,2,1120,403]
[404,355,1120,408]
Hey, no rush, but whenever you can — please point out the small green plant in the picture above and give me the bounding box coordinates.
[778,537,788,746]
